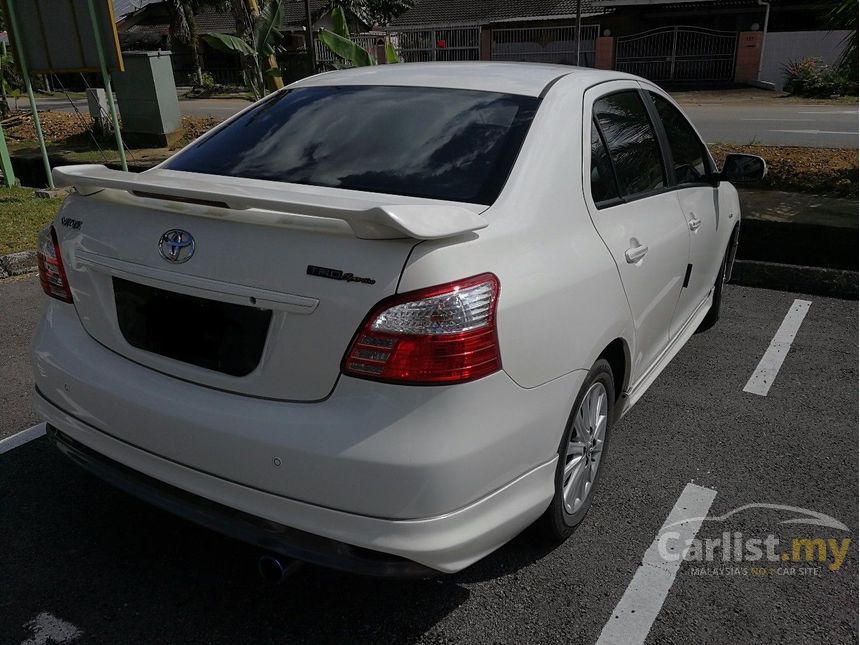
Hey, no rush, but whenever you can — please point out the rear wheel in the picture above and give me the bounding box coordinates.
[537,359,615,540]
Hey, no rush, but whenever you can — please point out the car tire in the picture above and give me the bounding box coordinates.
[536,358,615,541]
[697,241,731,333]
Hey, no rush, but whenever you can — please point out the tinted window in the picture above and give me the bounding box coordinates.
[590,120,619,204]
[165,85,540,205]
[651,94,708,184]
[593,91,666,198]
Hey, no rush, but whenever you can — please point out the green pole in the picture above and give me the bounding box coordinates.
[4,0,54,189]
[85,0,127,172]
[0,122,16,187]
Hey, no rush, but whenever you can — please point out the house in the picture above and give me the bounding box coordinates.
[388,0,854,87]
[388,0,608,66]
[113,0,371,85]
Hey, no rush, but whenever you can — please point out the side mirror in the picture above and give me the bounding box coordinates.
[717,153,767,184]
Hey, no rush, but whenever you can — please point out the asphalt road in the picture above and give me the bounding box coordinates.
[682,103,859,148]
[32,96,859,148]
[1,278,857,643]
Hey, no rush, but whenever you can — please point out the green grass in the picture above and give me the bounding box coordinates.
[0,186,64,255]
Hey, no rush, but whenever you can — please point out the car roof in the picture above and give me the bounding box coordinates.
[289,62,634,97]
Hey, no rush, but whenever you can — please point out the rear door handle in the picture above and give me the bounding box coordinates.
[688,217,702,231]
[625,244,649,264]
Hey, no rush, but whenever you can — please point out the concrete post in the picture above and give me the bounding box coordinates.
[595,36,615,70]
[735,31,764,84]
[480,27,492,61]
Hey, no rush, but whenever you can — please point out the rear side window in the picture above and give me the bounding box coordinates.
[593,91,666,198]
[590,120,619,205]
[650,93,709,184]
[165,85,540,205]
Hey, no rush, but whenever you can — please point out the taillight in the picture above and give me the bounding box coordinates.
[342,273,501,385]
[37,226,73,303]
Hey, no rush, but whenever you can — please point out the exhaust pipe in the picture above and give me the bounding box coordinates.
[257,554,302,584]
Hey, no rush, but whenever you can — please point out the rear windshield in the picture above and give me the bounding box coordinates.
[165,85,540,205]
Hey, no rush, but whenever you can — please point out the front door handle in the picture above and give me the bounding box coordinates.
[688,217,702,231]
[625,244,649,264]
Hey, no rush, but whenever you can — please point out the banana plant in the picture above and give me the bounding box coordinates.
[318,5,400,67]
[202,0,284,98]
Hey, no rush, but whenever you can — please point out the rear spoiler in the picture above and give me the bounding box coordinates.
[52,164,488,240]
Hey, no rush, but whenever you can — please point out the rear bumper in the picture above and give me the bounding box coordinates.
[46,424,434,577]
[33,300,581,572]
[37,395,556,573]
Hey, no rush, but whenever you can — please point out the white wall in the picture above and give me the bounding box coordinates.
[760,30,853,90]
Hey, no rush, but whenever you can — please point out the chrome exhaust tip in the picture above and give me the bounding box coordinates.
[257,554,302,584]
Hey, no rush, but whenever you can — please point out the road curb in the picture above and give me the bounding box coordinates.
[0,251,38,278]
[731,260,859,300]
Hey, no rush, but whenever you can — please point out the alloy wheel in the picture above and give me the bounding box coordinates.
[562,381,608,515]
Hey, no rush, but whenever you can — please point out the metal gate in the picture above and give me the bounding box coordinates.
[492,24,601,67]
[615,26,737,82]
[386,25,481,62]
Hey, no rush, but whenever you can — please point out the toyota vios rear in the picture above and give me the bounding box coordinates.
[32,63,742,575]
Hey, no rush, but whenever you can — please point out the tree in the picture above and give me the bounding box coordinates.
[168,0,231,87]
[827,0,858,76]
[340,0,413,28]
[202,0,285,98]
[319,5,399,67]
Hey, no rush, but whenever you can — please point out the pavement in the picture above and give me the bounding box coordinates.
[30,96,250,120]
[31,94,859,148]
[1,277,857,643]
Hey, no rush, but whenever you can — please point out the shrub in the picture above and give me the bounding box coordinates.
[199,71,216,90]
[782,57,853,97]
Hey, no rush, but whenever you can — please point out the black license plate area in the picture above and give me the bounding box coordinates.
[113,277,272,377]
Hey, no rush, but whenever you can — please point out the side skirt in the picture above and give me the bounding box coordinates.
[617,290,714,420]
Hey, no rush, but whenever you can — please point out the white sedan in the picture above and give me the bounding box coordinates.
[33,63,764,577]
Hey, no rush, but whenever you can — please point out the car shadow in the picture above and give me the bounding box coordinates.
[1,438,558,644]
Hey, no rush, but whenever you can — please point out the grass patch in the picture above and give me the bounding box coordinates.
[0,186,63,255]
[708,144,858,196]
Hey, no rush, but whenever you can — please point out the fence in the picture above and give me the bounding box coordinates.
[491,25,600,67]
[615,26,737,82]
[759,30,853,90]
[385,25,481,62]
[314,33,383,65]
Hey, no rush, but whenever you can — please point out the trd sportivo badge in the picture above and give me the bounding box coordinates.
[158,229,195,264]
[307,265,376,285]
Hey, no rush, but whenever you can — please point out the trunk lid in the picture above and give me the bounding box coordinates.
[54,168,486,401]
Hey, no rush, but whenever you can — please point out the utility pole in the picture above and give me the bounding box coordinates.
[244,0,284,91]
[304,0,316,72]
[574,0,582,66]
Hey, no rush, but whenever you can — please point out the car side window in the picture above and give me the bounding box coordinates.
[590,119,620,205]
[650,93,709,184]
[593,91,666,199]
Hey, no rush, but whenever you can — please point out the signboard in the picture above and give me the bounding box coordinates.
[2,0,123,73]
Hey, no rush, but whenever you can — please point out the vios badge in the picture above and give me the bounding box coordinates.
[158,229,195,264]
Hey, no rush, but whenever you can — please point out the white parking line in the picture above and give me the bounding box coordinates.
[770,129,858,135]
[596,483,718,645]
[0,423,46,455]
[744,299,812,397]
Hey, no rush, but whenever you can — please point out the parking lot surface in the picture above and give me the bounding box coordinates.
[1,277,857,644]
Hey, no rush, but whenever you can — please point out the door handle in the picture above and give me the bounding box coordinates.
[625,244,649,264]
[688,217,702,231]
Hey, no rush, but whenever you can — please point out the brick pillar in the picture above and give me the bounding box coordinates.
[734,31,763,84]
[480,27,492,61]
[595,36,615,70]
